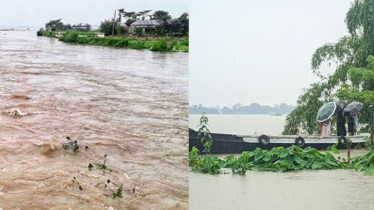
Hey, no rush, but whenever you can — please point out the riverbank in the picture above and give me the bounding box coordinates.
[41,31,189,52]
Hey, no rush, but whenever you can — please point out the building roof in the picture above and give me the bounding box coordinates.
[131,20,160,27]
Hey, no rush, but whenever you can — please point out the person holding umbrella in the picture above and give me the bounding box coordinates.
[335,101,347,137]
[354,113,359,135]
[317,102,337,138]
[343,101,363,136]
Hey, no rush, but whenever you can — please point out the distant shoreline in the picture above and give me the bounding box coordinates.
[189,103,295,115]
[0,29,30,31]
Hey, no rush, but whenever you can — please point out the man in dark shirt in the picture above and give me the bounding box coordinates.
[336,110,346,136]
[348,115,354,136]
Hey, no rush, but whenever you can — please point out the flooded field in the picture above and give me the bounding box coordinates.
[189,114,374,210]
[0,31,188,209]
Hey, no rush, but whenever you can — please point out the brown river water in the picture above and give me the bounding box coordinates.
[0,31,188,210]
[189,115,374,210]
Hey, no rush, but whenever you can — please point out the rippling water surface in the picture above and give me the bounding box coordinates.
[0,31,188,209]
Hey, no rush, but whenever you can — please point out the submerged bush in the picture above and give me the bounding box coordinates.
[351,151,374,175]
[189,147,222,175]
[190,145,343,175]
[60,31,79,42]
[42,30,55,38]
[222,152,251,175]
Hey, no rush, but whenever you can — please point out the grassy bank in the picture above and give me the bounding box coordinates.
[43,31,188,52]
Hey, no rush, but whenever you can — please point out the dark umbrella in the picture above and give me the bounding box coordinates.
[343,101,363,116]
[334,101,347,113]
[317,102,337,122]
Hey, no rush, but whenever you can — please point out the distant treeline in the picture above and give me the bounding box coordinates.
[189,103,295,115]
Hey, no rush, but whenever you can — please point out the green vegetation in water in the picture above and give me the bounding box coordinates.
[99,154,108,170]
[351,151,374,175]
[190,143,374,176]
[57,31,188,52]
[189,147,222,174]
[190,146,342,175]
[59,136,129,199]
[88,163,94,171]
[62,136,79,152]
[222,153,250,175]
[42,30,56,38]
[105,179,123,199]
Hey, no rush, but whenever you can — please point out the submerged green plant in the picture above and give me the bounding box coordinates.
[63,137,79,152]
[99,155,108,170]
[223,152,251,175]
[350,151,374,175]
[190,146,343,175]
[105,179,123,199]
[197,113,213,154]
[88,163,94,171]
[189,147,222,174]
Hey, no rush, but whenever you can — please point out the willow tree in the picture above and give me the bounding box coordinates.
[283,0,374,135]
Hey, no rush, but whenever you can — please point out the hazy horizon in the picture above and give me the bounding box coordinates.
[190,0,352,107]
[0,0,188,27]
[189,101,295,107]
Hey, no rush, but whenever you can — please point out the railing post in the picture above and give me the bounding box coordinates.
[347,139,351,164]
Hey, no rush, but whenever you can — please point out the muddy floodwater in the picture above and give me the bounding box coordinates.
[189,115,374,210]
[190,150,374,210]
[0,31,188,209]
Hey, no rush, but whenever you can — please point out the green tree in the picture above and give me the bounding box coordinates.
[283,0,374,135]
[152,10,172,25]
[178,12,189,36]
[164,13,189,36]
[45,19,65,31]
[100,19,117,36]
[121,10,152,26]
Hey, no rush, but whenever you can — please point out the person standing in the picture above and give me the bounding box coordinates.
[336,110,346,136]
[321,117,332,137]
[353,113,358,135]
[348,115,355,136]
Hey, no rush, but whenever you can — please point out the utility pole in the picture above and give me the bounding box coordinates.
[370,105,374,149]
[112,9,117,36]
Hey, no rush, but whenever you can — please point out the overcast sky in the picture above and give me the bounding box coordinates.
[190,0,353,107]
[0,0,188,27]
